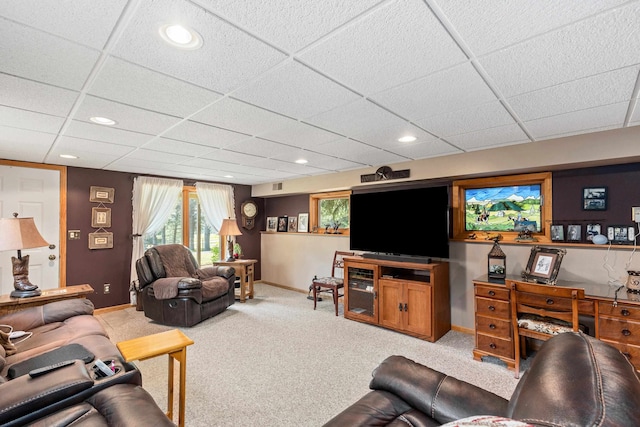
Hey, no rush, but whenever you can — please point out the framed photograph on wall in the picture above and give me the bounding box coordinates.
[298,213,309,233]
[586,224,601,241]
[88,232,113,249]
[566,224,581,242]
[89,186,115,204]
[583,187,607,211]
[522,246,566,285]
[608,225,634,244]
[277,216,288,232]
[91,207,111,228]
[288,216,298,232]
[266,217,278,232]
[550,224,564,242]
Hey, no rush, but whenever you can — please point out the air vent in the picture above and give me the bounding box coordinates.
[272,183,283,191]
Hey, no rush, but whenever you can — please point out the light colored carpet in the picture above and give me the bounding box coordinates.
[96,283,522,426]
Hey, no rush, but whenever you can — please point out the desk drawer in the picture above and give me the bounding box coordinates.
[600,338,640,370]
[518,292,573,310]
[476,297,510,320]
[476,316,511,339]
[599,302,640,321]
[476,333,513,358]
[599,316,640,344]
[475,285,509,301]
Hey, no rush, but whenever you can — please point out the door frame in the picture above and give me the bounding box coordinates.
[0,159,67,287]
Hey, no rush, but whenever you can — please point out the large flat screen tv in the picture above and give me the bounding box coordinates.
[350,186,450,260]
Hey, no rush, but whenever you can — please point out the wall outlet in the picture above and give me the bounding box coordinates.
[68,230,80,240]
[103,283,110,294]
[633,207,640,223]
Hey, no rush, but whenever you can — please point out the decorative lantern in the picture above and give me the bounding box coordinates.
[488,238,506,280]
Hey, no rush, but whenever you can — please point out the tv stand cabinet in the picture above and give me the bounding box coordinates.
[343,256,450,342]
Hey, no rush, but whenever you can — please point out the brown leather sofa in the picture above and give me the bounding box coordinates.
[136,244,236,327]
[0,298,173,426]
[324,332,640,426]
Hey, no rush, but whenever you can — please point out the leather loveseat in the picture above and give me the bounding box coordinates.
[136,244,236,327]
[324,332,640,426]
[0,298,173,426]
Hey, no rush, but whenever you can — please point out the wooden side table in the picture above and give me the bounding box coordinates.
[0,284,94,316]
[213,259,257,303]
[116,329,194,427]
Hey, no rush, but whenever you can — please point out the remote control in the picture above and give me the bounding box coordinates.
[94,359,115,377]
[28,359,76,378]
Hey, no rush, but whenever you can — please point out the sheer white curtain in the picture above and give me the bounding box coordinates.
[130,176,183,287]
[195,182,235,232]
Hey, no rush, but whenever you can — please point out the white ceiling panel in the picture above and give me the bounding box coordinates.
[0,1,638,185]
[111,0,287,93]
[89,57,222,117]
[299,0,467,95]
[233,60,361,119]
[196,0,383,53]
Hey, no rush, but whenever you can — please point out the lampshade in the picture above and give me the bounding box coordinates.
[0,216,49,251]
[219,218,242,237]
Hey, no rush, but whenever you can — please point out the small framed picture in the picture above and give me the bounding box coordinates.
[89,186,115,204]
[586,224,601,241]
[566,224,581,242]
[91,207,111,228]
[266,217,278,233]
[608,225,634,244]
[522,246,566,285]
[297,213,309,233]
[583,187,607,211]
[88,232,113,249]
[550,224,564,242]
[277,216,288,232]
[288,216,298,232]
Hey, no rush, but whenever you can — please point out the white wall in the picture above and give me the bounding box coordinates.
[261,233,637,331]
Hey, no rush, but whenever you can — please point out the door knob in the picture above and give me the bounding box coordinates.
[49,244,56,250]
[48,255,57,260]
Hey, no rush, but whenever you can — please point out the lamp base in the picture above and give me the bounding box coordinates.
[225,256,236,262]
[10,289,42,298]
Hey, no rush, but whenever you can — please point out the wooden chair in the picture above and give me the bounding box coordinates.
[509,280,585,378]
[312,251,354,316]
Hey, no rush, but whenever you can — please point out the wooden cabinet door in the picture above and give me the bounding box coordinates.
[405,282,432,337]
[379,279,403,330]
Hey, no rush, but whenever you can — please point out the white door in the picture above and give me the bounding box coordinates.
[0,165,60,294]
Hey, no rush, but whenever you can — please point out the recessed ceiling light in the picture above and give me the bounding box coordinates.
[90,116,117,126]
[398,136,417,143]
[224,175,234,179]
[59,154,78,159]
[159,23,203,50]
[295,159,308,164]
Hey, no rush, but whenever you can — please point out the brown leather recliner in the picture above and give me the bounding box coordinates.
[136,244,236,327]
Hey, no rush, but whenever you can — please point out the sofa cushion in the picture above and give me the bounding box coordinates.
[202,276,230,300]
[441,416,533,427]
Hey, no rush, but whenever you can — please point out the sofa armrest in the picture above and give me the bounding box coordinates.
[197,266,236,280]
[0,299,94,331]
[370,356,508,424]
[0,360,94,424]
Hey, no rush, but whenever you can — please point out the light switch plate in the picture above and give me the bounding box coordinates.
[632,207,640,222]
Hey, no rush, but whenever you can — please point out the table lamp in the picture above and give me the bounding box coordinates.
[0,213,49,298]
[219,218,242,262]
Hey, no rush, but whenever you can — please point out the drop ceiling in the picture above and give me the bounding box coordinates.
[1,0,639,186]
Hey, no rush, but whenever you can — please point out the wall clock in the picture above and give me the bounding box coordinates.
[241,200,258,230]
[360,166,410,183]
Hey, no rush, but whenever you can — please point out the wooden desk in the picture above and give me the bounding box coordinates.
[0,284,94,316]
[473,274,640,370]
[213,259,257,303]
[117,329,194,427]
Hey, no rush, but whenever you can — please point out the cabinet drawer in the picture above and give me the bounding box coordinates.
[599,316,640,344]
[475,285,509,301]
[600,338,640,370]
[475,297,510,320]
[518,292,573,311]
[476,333,514,358]
[476,316,511,339]
[598,302,640,321]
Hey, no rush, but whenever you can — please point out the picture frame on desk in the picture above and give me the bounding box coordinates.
[522,246,566,285]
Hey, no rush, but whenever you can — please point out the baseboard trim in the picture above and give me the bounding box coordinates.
[94,303,131,315]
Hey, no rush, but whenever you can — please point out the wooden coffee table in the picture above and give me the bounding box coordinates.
[116,329,194,427]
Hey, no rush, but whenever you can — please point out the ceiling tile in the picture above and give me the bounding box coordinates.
[111,0,287,93]
[390,139,462,160]
[271,149,364,171]
[73,96,182,134]
[351,123,438,150]
[258,121,342,149]
[89,57,222,118]
[53,136,135,156]
[162,120,250,148]
[314,138,408,165]
[480,2,640,97]
[196,0,382,52]
[198,148,265,165]
[0,126,56,162]
[370,62,497,122]
[0,106,64,134]
[65,120,153,147]
[0,18,100,90]
[224,137,297,158]
[123,148,195,164]
[299,0,467,94]
[143,137,219,157]
[0,74,79,117]
[249,158,326,175]
[232,60,361,119]
[445,124,529,151]
[417,101,515,137]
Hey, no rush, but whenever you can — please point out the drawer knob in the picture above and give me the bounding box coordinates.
[488,290,496,296]
[622,329,631,336]
[489,343,496,349]
[621,309,631,316]
[488,305,495,311]
[546,298,554,305]
[489,324,497,329]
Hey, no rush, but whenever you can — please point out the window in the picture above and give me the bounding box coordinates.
[144,186,221,266]
[310,190,351,234]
